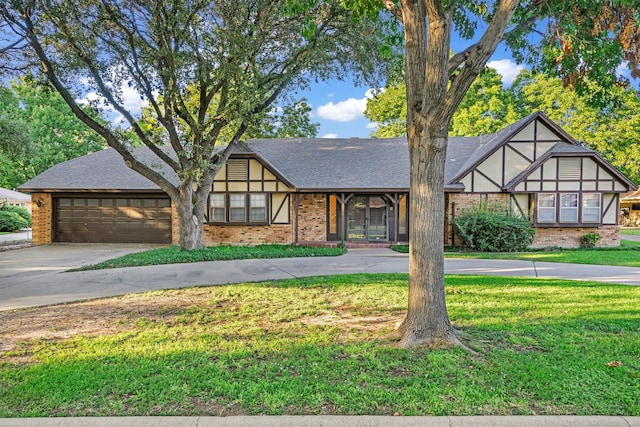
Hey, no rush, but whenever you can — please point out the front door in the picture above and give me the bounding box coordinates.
[346,196,388,241]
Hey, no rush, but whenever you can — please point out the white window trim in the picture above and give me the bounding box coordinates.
[559,193,578,223]
[582,193,601,223]
[537,193,556,223]
[209,193,269,224]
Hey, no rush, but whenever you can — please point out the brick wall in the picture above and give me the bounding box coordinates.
[532,225,620,248]
[30,193,52,244]
[197,193,327,245]
[171,202,179,245]
[297,194,326,242]
[203,223,293,245]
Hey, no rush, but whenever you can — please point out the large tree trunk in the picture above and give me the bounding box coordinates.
[174,184,206,250]
[395,0,460,348]
[396,128,461,348]
[393,0,521,348]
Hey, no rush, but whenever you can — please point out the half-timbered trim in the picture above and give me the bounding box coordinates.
[209,155,292,226]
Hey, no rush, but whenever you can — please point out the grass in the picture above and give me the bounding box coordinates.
[621,228,640,236]
[1,273,638,417]
[391,240,640,267]
[72,244,346,271]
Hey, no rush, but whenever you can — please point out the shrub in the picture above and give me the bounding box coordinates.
[451,201,535,252]
[0,205,31,227]
[582,233,600,248]
[0,210,29,232]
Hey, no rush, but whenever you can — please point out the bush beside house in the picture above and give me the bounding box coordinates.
[0,205,32,232]
[451,202,535,252]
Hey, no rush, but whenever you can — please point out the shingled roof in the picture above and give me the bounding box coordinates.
[0,187,31,201]
[19,146,178,192]
[22,112,627,194]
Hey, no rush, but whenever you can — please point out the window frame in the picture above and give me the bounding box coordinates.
[535,192,602,226]
[208,193,270,225]
[559,193,579,223]
[537,193,556,223]
[209,193,226,222]
[582,193,601,223]
[249,194,267,222]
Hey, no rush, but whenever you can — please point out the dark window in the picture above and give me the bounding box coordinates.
[209,193,269,224]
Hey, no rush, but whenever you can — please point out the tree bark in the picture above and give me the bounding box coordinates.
[394,0,459,348]
[394,0,520,348]
[396,130,461,348]
[174,185,204,250]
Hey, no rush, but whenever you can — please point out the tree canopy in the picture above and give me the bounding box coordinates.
[0,0,387,248]
[0,77,105,189]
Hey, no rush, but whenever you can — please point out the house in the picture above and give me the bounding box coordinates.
[19,112,638,248]
[0,187,32,213]
[620,189,640,227]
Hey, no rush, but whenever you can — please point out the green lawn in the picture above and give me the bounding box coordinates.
[72,244,346,271]
[391,240,640,267]
[444,241,640,267]
[1,273,638,417]
[621,228,640,236]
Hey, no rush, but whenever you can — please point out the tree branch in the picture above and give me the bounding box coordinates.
[383,0,404,23]
[440,0,520,123]
[21,8,179,198]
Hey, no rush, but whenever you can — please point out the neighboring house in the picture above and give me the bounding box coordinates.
[0,187,32,213]
[20,112,638,248]
[620,189,640,227]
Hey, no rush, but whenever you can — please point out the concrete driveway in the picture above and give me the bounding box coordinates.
[1,244,640,311]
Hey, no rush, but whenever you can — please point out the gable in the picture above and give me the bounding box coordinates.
[511,155,631,193]
[212,156,291,193]
[456,116,575,192]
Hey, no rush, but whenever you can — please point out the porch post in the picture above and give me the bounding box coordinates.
[294,193,299,244]
[336,194,353,242]
[385,193,399,243]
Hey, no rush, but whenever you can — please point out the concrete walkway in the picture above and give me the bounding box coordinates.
[0,229,32,243]
[1,244,640,311]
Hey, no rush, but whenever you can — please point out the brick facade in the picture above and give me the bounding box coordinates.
[203,223,293,245]
[29,193,53,244]
[296,194,327,242]
[531,225,619,248]
[30,189,622,248]
[190,193,327,246]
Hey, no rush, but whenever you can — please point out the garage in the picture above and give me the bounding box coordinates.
[54,196,172,243]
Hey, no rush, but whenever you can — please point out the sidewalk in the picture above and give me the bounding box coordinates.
[1,246,640,311]
[0,415,638,426]
[0,229,31,243]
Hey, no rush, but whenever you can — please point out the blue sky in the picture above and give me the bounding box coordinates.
[296,56,524,139]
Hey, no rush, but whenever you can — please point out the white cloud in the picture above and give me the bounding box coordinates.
[322,133,339,139]
[365,122,379,130]
[317,98,367,122]
[317,89,377,122]
[487,59,524,85]
[616,61,631,80]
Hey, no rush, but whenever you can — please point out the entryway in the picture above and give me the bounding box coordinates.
[346,196,388,241]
